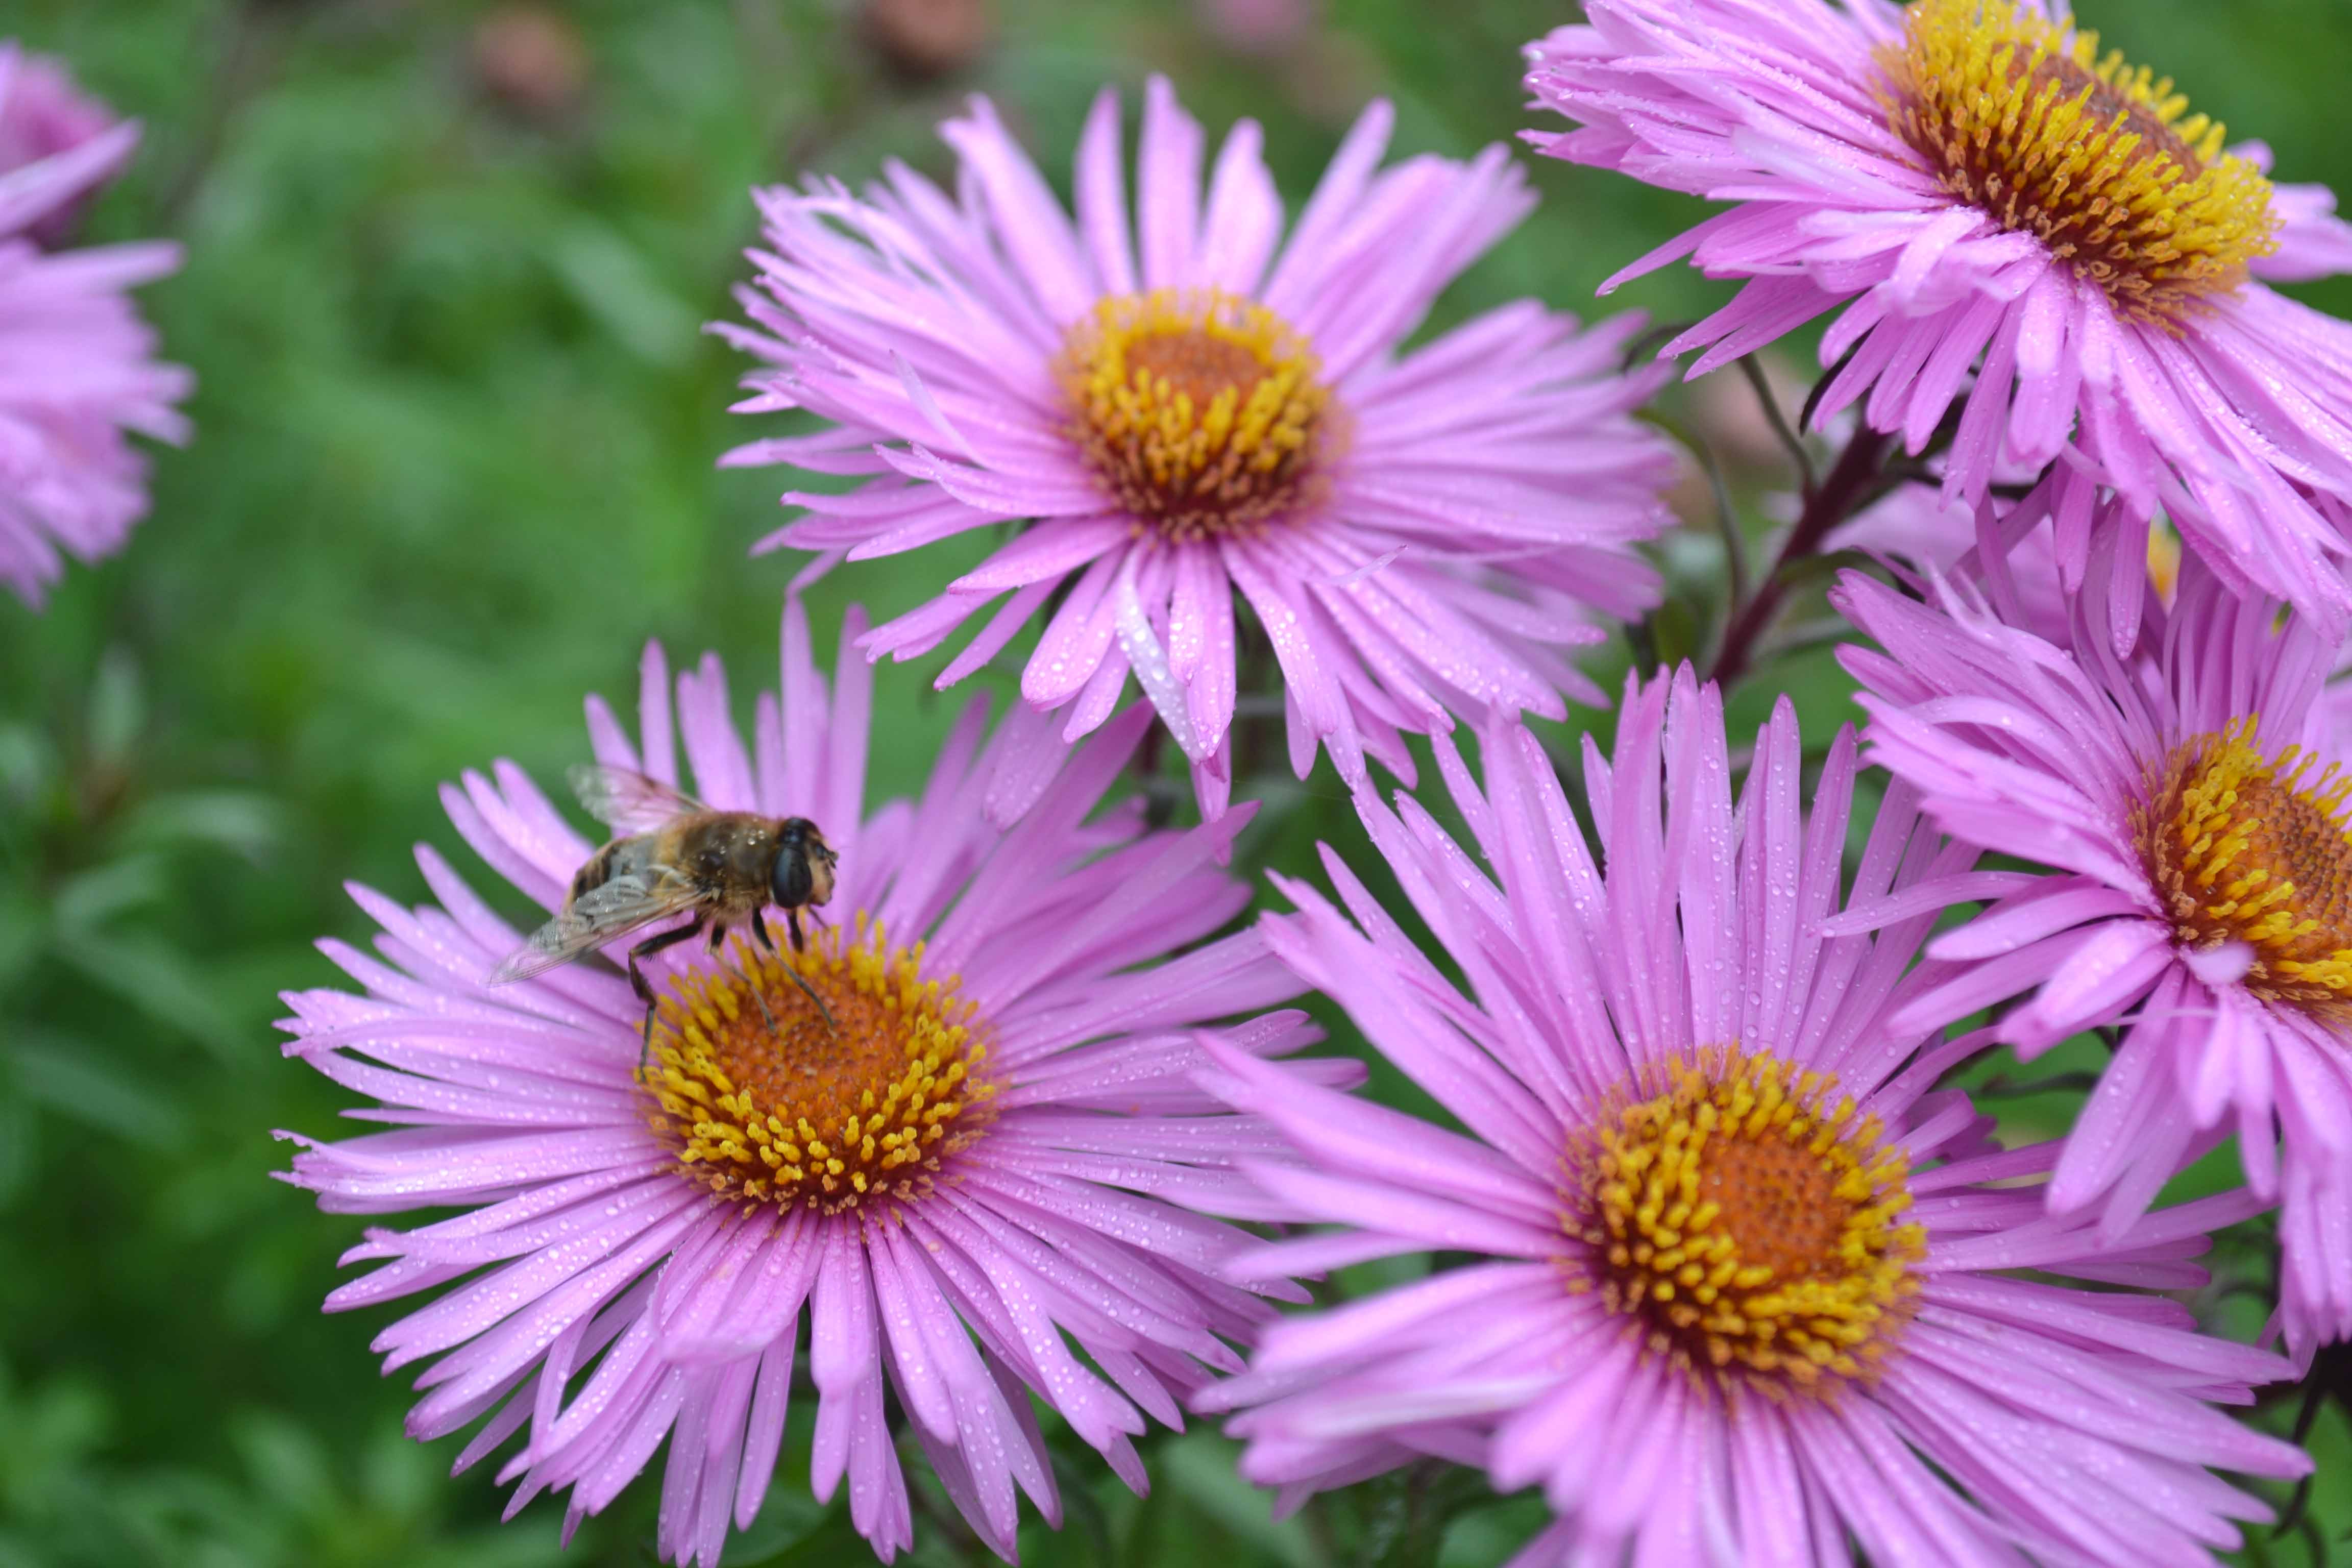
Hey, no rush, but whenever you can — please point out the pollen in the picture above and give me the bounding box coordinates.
[2143,719,2352,1015]
[641,916,996,1213]
[1057,287,1340,543]
[1883,0,2278,324]
[1563,1047,1924,1393]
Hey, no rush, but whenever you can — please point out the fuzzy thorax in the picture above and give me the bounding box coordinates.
[642,918,996,1212]
[1883,0,2277,323]
[1058,286,1339,543]
[1564,1048,1924,1394]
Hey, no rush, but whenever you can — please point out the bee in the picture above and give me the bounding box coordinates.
[487,764,839,1049]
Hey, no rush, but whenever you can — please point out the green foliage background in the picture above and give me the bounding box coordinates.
[6,0,2352,1563]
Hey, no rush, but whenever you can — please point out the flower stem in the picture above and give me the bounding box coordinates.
[1736,355,1815,499]
[1707,426,1891,689]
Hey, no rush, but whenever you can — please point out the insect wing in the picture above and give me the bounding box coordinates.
[486,873,700,984]
[568,764,706,834]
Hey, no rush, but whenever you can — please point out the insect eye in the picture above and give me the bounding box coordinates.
[772,851,815,907]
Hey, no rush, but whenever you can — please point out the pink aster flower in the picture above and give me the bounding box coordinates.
[0,41,190,608]
[1528,0,2352,632]
[1830,481,2070,645]
[1828,465,2185,650]
[1837,536,2352,1358]
[0,42,117,248]
[1196,671,2306,1564]
[715,79,1677,818]
[277,598,1351,1564]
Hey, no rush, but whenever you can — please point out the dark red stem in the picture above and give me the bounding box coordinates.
[1707,426,1892,689]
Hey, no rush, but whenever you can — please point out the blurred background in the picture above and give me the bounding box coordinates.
[7,0,2352,1563]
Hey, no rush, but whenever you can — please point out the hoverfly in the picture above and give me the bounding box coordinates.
[487,765,839,1048]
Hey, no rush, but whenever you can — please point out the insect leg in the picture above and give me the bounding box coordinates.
[785,908,807,953]
[629,917,707,1071]
[781,962,836,1034]
[755,908,835,1033]
[703,921,782,1039]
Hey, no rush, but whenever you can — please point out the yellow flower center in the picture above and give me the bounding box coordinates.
[1565,1048,1924,1392]
[1057,287,1339,543]
[1882,0,2277,323]
[641,918,996,1212]
[2143,719,2352,1014]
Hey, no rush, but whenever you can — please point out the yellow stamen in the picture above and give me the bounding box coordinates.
[1563,1047,1924,1393]
[1057,286,1340,543]
[2148,521,2182,603]
[1883,0,2277,324]
[2143,718,2352,1014]
[641,916,996,1212]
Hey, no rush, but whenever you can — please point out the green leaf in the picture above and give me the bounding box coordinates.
[721,1488,835,1564]
[124,790,284,862]
[0,895,50,1000]
[1437,1497,1554,1568]
[86,645,145,772]
[550,221,701,368]
[51,929,248,1062]
[1641,596,1701,672]
[50,854,168,934]
[1771,546,1876,594]
[229,1410,340,1525]
[0,723,53,806]
[8,1030,188,1147]
[0,1097,34,1209]
[1161,1432,1321,1568]
[729,1503,867,1568]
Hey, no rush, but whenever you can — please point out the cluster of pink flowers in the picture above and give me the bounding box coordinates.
[253,4,2352,1565]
